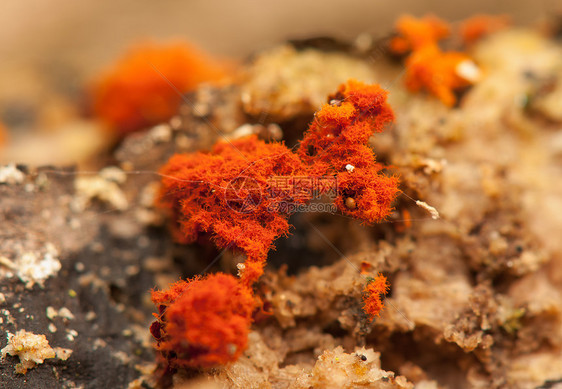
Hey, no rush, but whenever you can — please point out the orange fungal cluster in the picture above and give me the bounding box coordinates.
[158,135,308,288]
[363,274,390,319]
[297,80,399,224]
[158,79,399,287]
[91,41,228,134]
[150,273,254,369]
[152,80,399,369]
[391,15,480,106]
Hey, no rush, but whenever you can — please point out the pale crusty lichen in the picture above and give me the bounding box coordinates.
[210,332,413,389]
[72,166,128,212]
[0,163,25,185]
[296,346,412,389]
[1,329,72,374]
[0,243,61,289]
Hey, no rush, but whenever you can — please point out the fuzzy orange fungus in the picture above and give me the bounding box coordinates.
[363,273,389,318]
[91,41,228,134]
[298,80,399,223]
[391,15,479,106]
[154,80,399,368]
[150,273,254,369]
[459,15,510,46]
[158,80,399,286]
[158,135,308,287]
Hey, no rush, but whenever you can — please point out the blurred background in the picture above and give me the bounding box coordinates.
[1,0,560,83]
[0,0,560,164]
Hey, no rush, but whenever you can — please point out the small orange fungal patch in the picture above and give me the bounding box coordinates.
[0,122,7,146]
[91,41,229,134]
[394,208,412,233]
[459,14,510,46]
[363,273,389,318]
[360,261,374,275]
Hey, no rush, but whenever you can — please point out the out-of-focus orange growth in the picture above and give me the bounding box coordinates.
[360,261,374,275]
[459,15,510,46]
[402,209,412,229]
[389,14,450,54]
[394,208,412,233]
[91,41,229,134]
[0,122,7,146]
[363,273,389,318]
[404,44,476,107]
[150,273,254,369]
[391,15,480,107]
